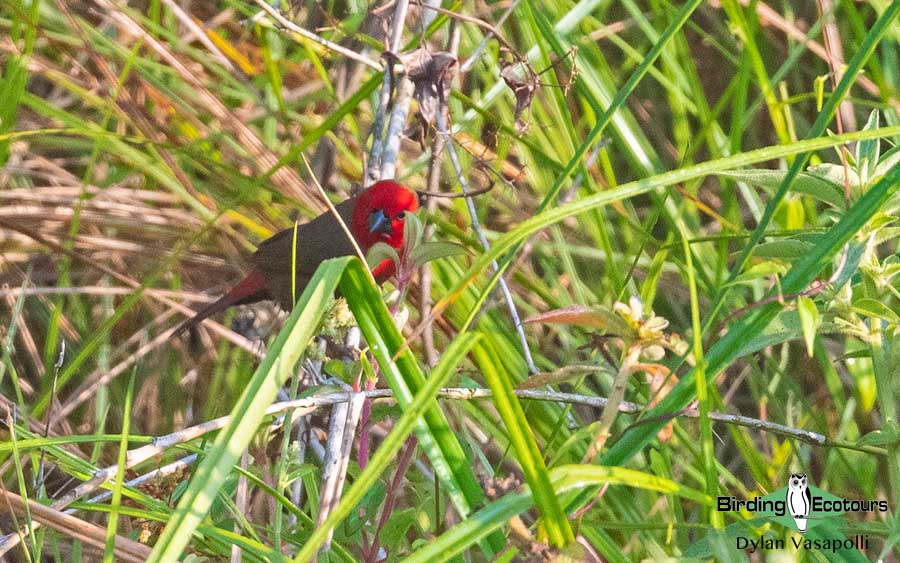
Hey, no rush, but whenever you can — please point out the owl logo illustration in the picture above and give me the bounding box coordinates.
[786,473,811,533]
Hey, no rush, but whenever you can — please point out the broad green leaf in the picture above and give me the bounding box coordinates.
[366,242,400,270]
[796,296,820,357]
[851,297,900,323]
[806,163,860,197]
[409,241,468,267]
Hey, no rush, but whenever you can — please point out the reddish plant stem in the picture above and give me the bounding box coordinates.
[364,436,417,562]
[357,376,377,470]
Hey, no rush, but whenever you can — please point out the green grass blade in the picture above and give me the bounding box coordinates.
[338,259,504,553]
[102,367,136,562]
[472,338,574,546]
[146,258,349,562]
[602,161,900,467]
[715,1,900,306]
[292,324,483,562]
[400,465,710,562]
[438,126,900,323]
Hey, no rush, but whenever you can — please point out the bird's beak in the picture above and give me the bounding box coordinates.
[368,209,392,236]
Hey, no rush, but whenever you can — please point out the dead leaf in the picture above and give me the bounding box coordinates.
[399,48,457,126]
[501,60,538,133]
[525,304,633,338]
[515,364,603,390]
[640,363,677,442]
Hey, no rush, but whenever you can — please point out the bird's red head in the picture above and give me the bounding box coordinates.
[351,180,419,280]
[352,180,419,251]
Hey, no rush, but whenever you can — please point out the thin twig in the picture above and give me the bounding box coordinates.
[367,0,412,183]
[251,0,382,71]
[415,183,496,199]
[0,374,878,554]
[0,489,152,562]
[85,454,198,506]
[316,390,365,555]
[711,242,851,343]
[420,126,445,367]
[434,110,539,374]
[0,381,881,552]
[379,75,414,179]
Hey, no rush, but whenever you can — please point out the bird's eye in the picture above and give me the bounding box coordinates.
[396,211,406,220]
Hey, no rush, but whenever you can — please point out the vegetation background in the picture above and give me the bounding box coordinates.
[1,0,899,561]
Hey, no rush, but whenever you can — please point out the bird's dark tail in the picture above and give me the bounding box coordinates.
[171,269,270,338]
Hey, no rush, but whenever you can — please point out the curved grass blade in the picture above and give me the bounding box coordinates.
[400,465,710,563]
[436,126,900,329]
[602,161,900,467]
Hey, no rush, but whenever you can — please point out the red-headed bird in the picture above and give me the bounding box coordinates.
[173,180,419,337]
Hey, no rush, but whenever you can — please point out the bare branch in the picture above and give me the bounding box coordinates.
[251,0,383,71]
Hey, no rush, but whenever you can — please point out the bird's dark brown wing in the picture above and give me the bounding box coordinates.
[252,197,360,307]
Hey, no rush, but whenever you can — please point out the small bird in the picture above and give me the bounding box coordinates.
[173,180,419,337]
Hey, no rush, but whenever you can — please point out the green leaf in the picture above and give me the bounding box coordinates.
[366,242,400,270]
[874,144,900,178]
[730,261,788,285]
[380,508,417,549]
[747,239,814,261]
[856,109,881,186]
[473,339,574,547]
[720,169,845,208]
[806,162,860,197]
[796,296,820,357]
[851,297,900,323]
[640,246,669,307]
[403,210,425,250]
[856,422,900,447]
[408,241,468,267]
[833,241,865,289]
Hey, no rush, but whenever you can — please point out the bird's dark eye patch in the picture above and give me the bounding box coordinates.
[396,211,406,220]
